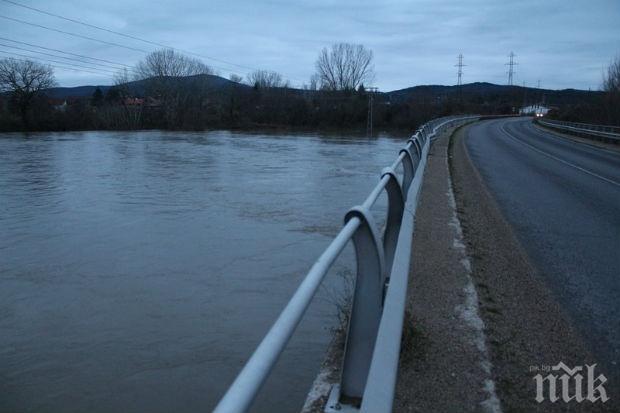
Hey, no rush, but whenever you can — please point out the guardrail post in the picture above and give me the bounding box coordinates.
[399,146,416,199]
[380,168,405,278]
[339,205,386,402]
[409,136,422,159]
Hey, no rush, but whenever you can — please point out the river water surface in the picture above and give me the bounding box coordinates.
[0,130,404,412]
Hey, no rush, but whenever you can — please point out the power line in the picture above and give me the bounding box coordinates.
[0,14,149,54]
[0,0,307,86]
[0,49,118,75]
[0,14,264,83]
[0,42,138,73]
[0,0,254,72]
[0,53,113,76]
[0,50,117,76]
[0,36,136,69]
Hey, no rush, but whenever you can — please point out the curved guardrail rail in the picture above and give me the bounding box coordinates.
[213,115,480,413]
[537,119,620,142]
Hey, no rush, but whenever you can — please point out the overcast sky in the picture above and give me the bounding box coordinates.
[0,0,618,91]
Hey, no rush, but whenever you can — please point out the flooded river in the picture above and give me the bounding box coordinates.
[0,130,404,412]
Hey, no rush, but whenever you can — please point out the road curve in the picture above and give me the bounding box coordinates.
[464,117,620,379]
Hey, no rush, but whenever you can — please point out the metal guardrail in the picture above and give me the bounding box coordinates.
[213,115,480,413]
[538,119,620,142]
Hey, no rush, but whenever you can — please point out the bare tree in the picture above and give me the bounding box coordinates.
[229,74,243,83]
[133,49,214,127]
[111,68,133,99]
[301,74,320,92]
[0,58,56,126]
[603,56,620,93]
[315,43,374,91]
[246,70,284,88]
[111,68,142,128]
[135,49,213,79]
[602,55,620,124]
[308,74,319,91]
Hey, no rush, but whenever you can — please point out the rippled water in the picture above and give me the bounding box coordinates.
[0,130,404,412]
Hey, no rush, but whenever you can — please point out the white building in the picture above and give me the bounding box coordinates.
[519,104,550,117]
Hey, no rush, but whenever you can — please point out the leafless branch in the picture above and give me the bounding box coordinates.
[246,70,285,88]
[315,43,374,91]
[135,49,213,79]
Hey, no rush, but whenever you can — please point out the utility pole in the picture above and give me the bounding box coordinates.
[505,52,517,86]
[366,87,378,137]
[455,54,465,86]
[455,54,466,102]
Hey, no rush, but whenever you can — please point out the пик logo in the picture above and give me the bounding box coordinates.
[533,362,609,403]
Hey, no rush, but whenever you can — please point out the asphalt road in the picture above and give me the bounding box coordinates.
[464,117,620,380]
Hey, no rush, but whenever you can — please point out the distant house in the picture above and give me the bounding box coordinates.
[124,97,144,106]
[144,97,162,107]
[48,98,68,112]
[121,97,164,108]
[144,96,162,109]
[520,104,550,117]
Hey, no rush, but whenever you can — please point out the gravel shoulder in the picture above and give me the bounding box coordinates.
[394,125,500,412]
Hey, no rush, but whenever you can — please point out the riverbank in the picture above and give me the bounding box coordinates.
[0,122,416,139]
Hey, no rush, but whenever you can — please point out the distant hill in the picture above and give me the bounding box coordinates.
[44,85,111,99]
[43,74,247,99]
[386,82,602,106]
[41,76,601,108]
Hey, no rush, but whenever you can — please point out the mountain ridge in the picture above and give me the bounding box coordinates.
[42,75,601,107]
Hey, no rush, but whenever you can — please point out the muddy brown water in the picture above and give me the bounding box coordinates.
[0,130,403,412]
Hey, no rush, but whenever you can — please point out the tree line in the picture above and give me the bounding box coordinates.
[2,44,619,132]
[546,56,620,125]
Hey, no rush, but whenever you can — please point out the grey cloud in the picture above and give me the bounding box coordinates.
[0,0,617,90]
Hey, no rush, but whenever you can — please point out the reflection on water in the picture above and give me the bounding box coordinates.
[0,130,404,412]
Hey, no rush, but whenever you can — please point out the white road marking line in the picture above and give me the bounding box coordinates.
[447,176,502,413]
[499,124,620,188]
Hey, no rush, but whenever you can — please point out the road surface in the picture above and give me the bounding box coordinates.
[464,117,620,381]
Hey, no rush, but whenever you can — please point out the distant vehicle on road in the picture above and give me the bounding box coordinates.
[519,104,550,117]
